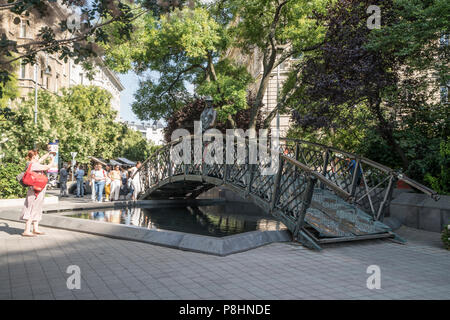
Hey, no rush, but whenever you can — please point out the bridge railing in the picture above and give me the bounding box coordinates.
[136,135,331,246]
[136,134,438,224]
[278,138,439,221]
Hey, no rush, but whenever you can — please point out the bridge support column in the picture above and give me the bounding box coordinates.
[376,175,396,221]
[293,175,319,249]
[320,149,330,190]
[246,164,255,195]
[270,155,284,211]
[349,158,361,201]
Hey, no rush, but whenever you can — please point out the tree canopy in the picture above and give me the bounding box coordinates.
[287,0,449,190]
[0,85,156,164]
[103,0,328,129]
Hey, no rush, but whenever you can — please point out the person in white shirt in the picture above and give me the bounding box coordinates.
[131,161,142,201]
[109,165,122,201]
[91,164,107,202]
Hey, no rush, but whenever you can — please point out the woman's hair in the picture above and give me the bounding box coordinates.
[26,149,38,161]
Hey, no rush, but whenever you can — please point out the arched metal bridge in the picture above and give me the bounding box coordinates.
[134,134,437,250]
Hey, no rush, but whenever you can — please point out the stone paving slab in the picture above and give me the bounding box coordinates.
[0,219,448,300]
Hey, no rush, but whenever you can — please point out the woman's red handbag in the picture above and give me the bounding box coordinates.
[22,163,48,197]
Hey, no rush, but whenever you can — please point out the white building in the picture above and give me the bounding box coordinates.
[225,46,295,137]
[123,120,165,145]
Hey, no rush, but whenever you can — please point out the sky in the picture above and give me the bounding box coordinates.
[118,71,143,123]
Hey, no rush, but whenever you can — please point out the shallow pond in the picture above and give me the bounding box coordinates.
[64,202,286,237]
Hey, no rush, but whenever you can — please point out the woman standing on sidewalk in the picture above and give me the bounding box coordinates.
[21,149,55,237]
[109,165,121,201]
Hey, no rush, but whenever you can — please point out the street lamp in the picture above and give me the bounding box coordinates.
[34,64,38,127]
[33,62,51,148]
[276,63,280,133]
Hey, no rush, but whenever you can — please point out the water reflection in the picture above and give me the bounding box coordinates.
[66,203,286,237]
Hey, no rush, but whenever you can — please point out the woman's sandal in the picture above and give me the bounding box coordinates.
[33,231,46,235]
[21,233,36,237]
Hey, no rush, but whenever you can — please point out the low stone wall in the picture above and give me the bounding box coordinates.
[0,200,290,256]
[390,193,450,233]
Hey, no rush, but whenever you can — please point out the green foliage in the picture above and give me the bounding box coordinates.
[0,163,26,199]
[196,59,253,122]
[0,66,19,109]
[287,0,449,195]
[116,126,160,162]
[442,225,449,250]
[229,0,326,52]
[424,140,450,195]
[104,0,328,127]
[368,0,449,85]
[1,0,138,99]
[1,85,154,167]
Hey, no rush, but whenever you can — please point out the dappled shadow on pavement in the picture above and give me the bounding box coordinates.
[0,218,449,301]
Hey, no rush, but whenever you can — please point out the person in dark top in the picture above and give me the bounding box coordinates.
[59,164,69,197]
[75,165,85,198]
[348,159,363,185]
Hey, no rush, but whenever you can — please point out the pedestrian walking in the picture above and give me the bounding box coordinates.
[120,167,129,199]
[59,164,69,197]
[91,163,107,202]
[109,165,121,201]
[89,164,96,201]
[130,161,142,200]
[75,164,85,198]
[21,149,55,237]
[127,168,134,199]
[104,165,112,202]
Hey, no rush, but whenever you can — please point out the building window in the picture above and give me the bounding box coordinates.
[19,62,26,79]
[80,73,84,85]
[55,74,59,92]
[20,19,28,38]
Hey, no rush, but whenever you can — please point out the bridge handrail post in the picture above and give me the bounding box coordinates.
[246,163,255,194]
[223,161,229,182]
[293,175,317,239]
[376,175,397,221]
[320,148,330,190]
[270,155,284,211]
[295,142,300,162]
[168,147,172,179]
[349,158,361,201]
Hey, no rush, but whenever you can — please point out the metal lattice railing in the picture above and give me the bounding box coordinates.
[136,134,329,248]
[278,138,439,221]
[134,134,438,250]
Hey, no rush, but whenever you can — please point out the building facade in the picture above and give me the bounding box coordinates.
[1,4,123,118]
[225,46,294,137]
[122,120,165,146]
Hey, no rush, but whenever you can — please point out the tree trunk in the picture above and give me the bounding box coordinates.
[370,98,409,170]
[249,73,271,130]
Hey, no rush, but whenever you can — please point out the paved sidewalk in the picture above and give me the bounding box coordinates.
[0,219,448,300]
